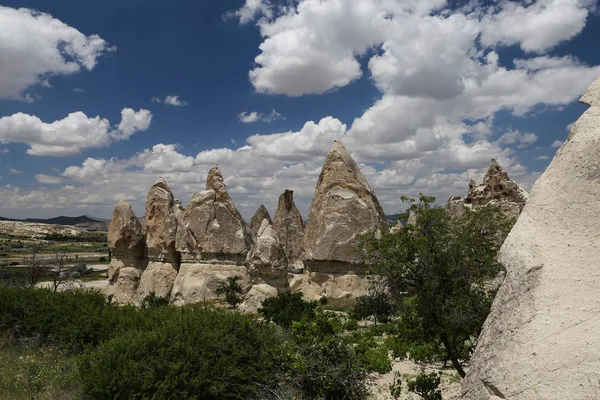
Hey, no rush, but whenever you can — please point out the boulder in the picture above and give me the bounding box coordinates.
[137,261,179,300]
[304,140,387,267]
[250,204,272,238]
[291,271,369,301]
[239,283,278,314]
[176,167,252,263]
[273,189,305,266]
[113,267,142,304]
[462,76,600,399]
[107,201,146,283]
[145,178,179,262]
[389,220,403,234]
[246,219,287,288]
[170,264,251,305]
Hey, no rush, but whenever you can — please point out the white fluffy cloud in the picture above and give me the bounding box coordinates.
[0,108,152,156]
[238,109,284,123]
[225,0,273,25]
[0,6,114,100]
[480,0,593,52]
[152,95,188,106]
[35,174,63,184]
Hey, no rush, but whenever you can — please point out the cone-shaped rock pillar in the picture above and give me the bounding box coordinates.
[303,140,387,268]
[250,204,272,238]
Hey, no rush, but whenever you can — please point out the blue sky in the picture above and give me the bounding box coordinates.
[0,0,599,220]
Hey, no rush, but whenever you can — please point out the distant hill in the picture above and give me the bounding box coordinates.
[0,215,108,230]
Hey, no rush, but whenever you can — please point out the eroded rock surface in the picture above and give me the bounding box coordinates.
[176,167,252,263]
[239,283,278,314]
[304,140,387,267]
[462,76,600,399]
[272,189,305,268]
[145,178,179,262]
[107,201,146,287]
[246,219,286,288]
[445,159,527,220]
[250,204,272,238]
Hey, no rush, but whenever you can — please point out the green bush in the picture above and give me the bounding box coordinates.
[259,292,317,328]
[407,372,442,400]
[347,330,392,374]
[78,306,283,399]
[278,311,369,399]
[352,291,394,323]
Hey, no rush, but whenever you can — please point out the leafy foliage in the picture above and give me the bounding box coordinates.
[216,276,244,309]
[352,289,394,324]
[78,306,283,400]
[407,372,442,400]
[360,194,514,377]
[259,292,317,328]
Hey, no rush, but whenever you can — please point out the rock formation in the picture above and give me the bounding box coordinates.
[246,219,286,287]
[272,189,305,269]
[462,76,600,399]
[106,201,147,303]
[176,167,252,263]
[250,204,272,237]
[145,178,179,262]
[304,140,387,267]
[445,159,527,219]
[171,167,254,304]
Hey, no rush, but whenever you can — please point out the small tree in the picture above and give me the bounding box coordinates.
[360,194,513,377]
[352,278,394,324]
[48,251,71,293]
[22,248,46,288]
[259,292,318,328]
[216,276,244,309]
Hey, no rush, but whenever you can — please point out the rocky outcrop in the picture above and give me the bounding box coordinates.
[272,190,305,269]
[246,219,287,288]
[304,140,387,268]
[250,205,272,237]
[107,202,146,302]
[462,76,600,399]
[145,178,179,262]
[289,271,369,301]
[239,283,278,314]
[170,264,251,305]
[445,159,527,219]
[176,167,252,263]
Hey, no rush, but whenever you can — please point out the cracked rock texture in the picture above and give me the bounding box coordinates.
[273,189,305,268]
[304,140,387,266]
[176,167,252,261]
[246,219,287,288]
[250,204,272,238]
[462,75,600,399]
[107,201,146,283]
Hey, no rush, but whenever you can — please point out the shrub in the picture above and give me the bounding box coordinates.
[352,291,394,324]
[407,372,442,400]
[78,306,283,399]
[278,311,369,399]
[259,292,317,328]
[216,276,244,309]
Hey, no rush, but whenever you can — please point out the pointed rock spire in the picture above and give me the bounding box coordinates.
[107,201,146,281]
[304,140,387,265]
[145,178,179,261]
[462,75,600,399]
[273,189,305,266]
[250,204,272,238]
[177,167,252,261]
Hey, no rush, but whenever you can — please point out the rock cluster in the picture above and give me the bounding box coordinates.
[105,140,388,305]
[445,159,527,219]
[462,76,600,398]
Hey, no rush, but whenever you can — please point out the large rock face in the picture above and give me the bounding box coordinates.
[462,76,600,399]
[445,160,527,220]
[107,202,146,303]
[107,201,146,278]
[145,178,179,262]
[250,204,272,238]
[304,140,387,267]
[246,219,287,288]
[272,189,305,268]
[176,167,252,263]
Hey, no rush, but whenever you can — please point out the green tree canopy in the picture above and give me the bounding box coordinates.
[360,195,514,377]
